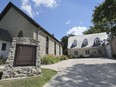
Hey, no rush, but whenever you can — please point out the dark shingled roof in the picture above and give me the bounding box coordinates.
[0,28,12,42]
[0,2,62,45]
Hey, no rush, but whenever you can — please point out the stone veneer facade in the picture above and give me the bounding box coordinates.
[2,37,41,80]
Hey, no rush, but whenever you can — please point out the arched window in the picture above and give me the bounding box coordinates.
[18,30,23,37]
[95,37,100,44]
[82,39,88,47]
[71,40,77,48]
[93,37,100,47]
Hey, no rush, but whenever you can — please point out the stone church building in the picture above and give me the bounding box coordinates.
[0,2,62,58]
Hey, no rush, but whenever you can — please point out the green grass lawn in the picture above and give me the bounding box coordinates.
[0,68,57,87]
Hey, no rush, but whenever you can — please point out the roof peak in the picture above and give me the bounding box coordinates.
[0,2,62,45]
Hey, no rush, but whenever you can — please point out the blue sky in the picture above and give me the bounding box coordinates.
[0,0,104,40]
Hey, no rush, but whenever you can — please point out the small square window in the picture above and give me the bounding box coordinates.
[86,50,90,54]
[1,43,7,51]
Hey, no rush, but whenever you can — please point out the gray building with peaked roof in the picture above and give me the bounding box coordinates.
[0,2,62,58]
[68,32,109,58]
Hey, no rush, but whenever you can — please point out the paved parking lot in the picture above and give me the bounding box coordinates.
[42,58,116,87]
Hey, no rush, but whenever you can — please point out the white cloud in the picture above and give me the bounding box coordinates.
[67,26,87,35]
[65,20,71,25]
[21,0,35,18]
[32,0,58,8]
[21,0,59,17]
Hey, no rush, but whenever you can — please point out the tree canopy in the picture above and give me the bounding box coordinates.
[61,35,68,55]
[83,26,107,35]
[92,0,116,37]
[83,0,116,36]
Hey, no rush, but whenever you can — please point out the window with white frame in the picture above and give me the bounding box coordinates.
[93,37,101,47]
[95,37,100,44]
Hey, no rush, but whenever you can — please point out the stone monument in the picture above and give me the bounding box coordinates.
[2,37,41,80]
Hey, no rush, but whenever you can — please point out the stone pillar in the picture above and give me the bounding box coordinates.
[2,37,41,80]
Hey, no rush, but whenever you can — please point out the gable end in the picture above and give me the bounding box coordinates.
[0,2,62,45]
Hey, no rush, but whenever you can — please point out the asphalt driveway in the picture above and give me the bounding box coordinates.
[42,58,116,87]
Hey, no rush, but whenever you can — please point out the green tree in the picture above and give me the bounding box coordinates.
[83,26,107,35]
[61,36,68,55]
[92,0,116,37]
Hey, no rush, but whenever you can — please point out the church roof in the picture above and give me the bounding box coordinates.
[0,28,12,42]
[68,32,108,49]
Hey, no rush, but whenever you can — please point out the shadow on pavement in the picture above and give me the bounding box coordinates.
[48,63,116,87]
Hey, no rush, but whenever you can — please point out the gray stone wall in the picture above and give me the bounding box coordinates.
[49,37,55,55]
[56,43,59,56]
[2,37,41,80]
[38,30,46,56]
[39,30,62,57]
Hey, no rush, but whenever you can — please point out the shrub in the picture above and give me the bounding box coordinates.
[59,55,68,60]
[41,55,68,65]
[41,55,59,65]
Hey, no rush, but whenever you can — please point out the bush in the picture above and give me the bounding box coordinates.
[59,55,68,60]
[41,55,59,65]
[41,55,68,65]
[0,55,7,65]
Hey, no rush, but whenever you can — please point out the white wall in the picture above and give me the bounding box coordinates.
[68,47,106,58]
[105,44,112,58]
[111,38,116,55]
[0,40,11,58]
